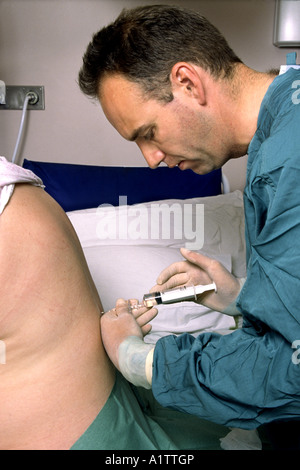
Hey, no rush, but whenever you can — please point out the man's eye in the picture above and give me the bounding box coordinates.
[143,129,155,141]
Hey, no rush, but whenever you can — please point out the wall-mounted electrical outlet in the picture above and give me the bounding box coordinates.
[0,86,45,110]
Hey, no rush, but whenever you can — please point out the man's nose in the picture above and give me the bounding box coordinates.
[137,142,166,169]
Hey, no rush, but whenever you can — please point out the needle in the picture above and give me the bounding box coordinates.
[100,302,146,316]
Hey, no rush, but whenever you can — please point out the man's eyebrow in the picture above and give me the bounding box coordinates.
[128,124,153,142]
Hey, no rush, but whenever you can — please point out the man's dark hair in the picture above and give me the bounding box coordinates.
[78,4,242,102]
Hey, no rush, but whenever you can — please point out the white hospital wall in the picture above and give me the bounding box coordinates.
[0,0,298,191]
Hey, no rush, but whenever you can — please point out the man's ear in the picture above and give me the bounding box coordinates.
[170,62,206,105]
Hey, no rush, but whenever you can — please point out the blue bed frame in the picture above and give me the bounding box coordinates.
[23,159,222,212]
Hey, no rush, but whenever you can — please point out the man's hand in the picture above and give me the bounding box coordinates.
[100,298,157,369]
[129,299,158,336]
[150,247,241,313]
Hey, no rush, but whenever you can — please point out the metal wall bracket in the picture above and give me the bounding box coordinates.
[0,86,45,110]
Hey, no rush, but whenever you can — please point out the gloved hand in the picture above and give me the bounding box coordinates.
[150,247,244,314]
[100,299,156,388]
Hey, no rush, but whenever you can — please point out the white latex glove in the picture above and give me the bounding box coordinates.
[101,299,156,388]
[150,247,244,314]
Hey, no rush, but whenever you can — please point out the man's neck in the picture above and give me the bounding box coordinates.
[227,64,277,152]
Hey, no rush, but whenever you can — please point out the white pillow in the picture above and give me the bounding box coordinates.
[68,190,246,276]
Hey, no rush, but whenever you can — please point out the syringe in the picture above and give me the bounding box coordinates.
[142,283,216,308]
[101,283,216,315]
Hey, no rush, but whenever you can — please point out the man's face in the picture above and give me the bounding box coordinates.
[99,74,233,175]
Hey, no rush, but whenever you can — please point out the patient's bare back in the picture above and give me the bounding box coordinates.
[0,184,114,449]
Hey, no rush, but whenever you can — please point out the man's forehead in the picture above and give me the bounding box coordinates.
[99,74,158,141]
[98,73,144,101]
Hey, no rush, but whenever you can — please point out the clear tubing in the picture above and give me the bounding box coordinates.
[11,93,32,165]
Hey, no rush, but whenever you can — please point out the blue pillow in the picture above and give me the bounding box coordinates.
[23,159,222,212]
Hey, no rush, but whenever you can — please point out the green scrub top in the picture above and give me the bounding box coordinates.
[152,68,300,430]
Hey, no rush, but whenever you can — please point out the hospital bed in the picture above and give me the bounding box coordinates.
[23,159,246,343]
